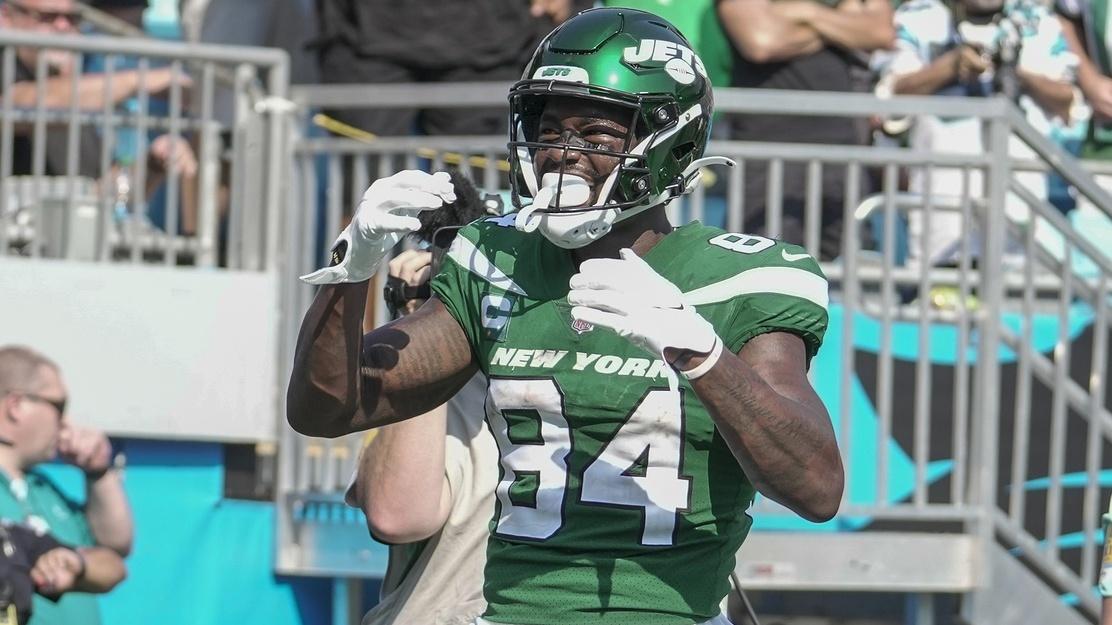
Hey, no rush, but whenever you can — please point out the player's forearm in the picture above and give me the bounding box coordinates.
[289,290,476,435]
[795,1,896,52]
[689,353,843,522]
[1018,70,1074,122]
[73,547,127,593]
[718,0,824,63]
[358,405,452,543]
[84,471,133,556]
[287,281,372,437]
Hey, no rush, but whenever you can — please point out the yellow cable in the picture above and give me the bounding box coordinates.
[361,429,379,448]
[310,113,718,187]
[312,113,511,172]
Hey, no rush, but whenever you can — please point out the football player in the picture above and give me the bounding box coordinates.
[288,8,843,625]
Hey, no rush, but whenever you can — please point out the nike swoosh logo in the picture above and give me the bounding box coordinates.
[782,249,811,262]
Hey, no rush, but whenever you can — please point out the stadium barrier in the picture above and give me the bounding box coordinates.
[0,31,291,442]
[280,82,1112,624]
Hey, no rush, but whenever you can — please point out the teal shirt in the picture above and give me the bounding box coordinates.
[0,469,102,625]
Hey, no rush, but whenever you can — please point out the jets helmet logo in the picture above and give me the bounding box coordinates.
[621,39,707,86]
[532,65,590,84]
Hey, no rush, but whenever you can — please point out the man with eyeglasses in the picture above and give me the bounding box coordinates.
[0,345,132,625]
[0,0,187,107]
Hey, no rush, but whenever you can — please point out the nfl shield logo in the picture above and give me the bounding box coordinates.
[571,318,594,334]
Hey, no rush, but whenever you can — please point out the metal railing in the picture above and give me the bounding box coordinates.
[278,83,1112,623]
[0,32,292,443]
[0,30,289,269]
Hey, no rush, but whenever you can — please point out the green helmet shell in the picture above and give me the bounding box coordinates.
[508,7,715,215]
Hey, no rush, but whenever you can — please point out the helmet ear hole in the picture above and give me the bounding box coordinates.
[671,141,697,163]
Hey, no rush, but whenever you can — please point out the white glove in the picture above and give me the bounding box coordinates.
[300,170,456,285]
[568,248,722,377]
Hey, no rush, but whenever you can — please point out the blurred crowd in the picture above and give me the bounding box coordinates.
[1,0,1109,274]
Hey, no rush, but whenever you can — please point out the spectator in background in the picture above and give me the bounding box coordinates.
[178,0,319,125]
[0,0,199,238]
[0,0,189,175]
[177,0,317,258]
[82,0,203,237]
[0,346,132,625]
[346,248,496,625]
[717,0,896,260]
[312,0,591,140]
[877,0,1075,274]
[0,519,126,625]
[1059,0,1112,195]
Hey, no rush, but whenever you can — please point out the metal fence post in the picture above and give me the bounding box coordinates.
[962,98,1010,625]
[263,59,290,273]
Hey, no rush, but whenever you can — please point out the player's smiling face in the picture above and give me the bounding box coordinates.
[533,96,635,207]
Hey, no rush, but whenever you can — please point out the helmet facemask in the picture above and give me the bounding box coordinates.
[508,86,695,248]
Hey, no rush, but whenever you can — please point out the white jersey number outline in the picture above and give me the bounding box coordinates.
[488,377,691,546]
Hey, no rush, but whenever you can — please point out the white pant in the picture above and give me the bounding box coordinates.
[474,614,733,625]
[906,115,1045,268]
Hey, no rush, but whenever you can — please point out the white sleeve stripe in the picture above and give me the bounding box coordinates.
[446,235,529,296]
[682,266,829,310]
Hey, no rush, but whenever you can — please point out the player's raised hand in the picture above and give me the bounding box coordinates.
[568,248,720,370]
[301,170,457,285]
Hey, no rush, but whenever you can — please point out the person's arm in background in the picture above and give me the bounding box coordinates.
[144,134,201,235]
[881,3,989,96]
[891,44,986,95]
[777,0,896,53]
[1060,13,1112,120]
[31,546,127,595]
[347,250,453,543]
[1012,11,1077,123]
[1018,68,1075,121]
[58,425,133,556]
[3,67,190,111]
[716,0,825,63]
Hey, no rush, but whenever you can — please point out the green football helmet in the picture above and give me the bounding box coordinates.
[508,7,731,249]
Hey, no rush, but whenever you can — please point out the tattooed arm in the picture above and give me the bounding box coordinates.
[287,282,477,438]
[672,331,843,522]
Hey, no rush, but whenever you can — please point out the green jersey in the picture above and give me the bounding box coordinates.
[431,219,829,625]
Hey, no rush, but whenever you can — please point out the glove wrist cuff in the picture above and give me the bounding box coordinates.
[679,338,723,381]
